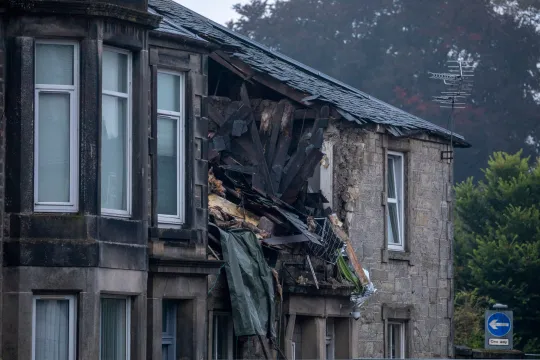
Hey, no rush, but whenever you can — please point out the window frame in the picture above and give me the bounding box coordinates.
[156,69,186,225]
[101,46,133,218]
[387,321,406,359]
[99,295,131,360]
[162,300,177,360]
[31,294,77,360]
[387,151,405,251]
[212,312,234,360]
[34,40,80,213]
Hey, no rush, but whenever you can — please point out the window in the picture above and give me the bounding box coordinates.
[326,318,335,360]
[212,313,233,360]
[162,300,177,360]
[387,322,405,359]
[387,152,404,251]
[32,295,76,360]
[292,319,302,360]
[100,297,131,360]
[34,41,79,212]
[101,47,132,216]
[157,71,185,224]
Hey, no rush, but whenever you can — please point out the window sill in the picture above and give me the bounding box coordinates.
[149,226,195,242]
[381,249,414,265]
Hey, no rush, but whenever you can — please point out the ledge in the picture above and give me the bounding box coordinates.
[149,257,224,275]
[5,0,162,28]
[381,248,414,265]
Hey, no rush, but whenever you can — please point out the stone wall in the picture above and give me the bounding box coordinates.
[329,122,454,358]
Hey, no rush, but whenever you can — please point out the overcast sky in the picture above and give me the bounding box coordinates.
[173,0,248,25]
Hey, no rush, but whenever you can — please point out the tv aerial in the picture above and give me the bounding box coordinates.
[429,59,476,160]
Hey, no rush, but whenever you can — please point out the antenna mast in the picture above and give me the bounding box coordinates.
[429,59,475,160]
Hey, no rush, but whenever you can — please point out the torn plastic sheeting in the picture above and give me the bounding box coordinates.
[219,227,276,338]
[351,268,377,309]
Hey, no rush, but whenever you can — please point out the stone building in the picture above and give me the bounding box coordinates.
[0,0,468,359]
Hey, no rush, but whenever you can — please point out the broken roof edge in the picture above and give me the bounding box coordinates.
[149,0,470,148]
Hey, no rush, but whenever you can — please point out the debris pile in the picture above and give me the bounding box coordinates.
[206,84,376,331]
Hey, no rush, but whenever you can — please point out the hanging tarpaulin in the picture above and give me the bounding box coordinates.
[219,228,276,338]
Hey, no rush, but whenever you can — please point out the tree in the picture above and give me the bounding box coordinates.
[229,0,540,182]
[455,151,540,351]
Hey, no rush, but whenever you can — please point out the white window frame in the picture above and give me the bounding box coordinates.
[32,294,77,360]
[157,70,185,225]
[101,46,132,217]
[212,313,233,360]
[387,321,406,359]
[34,40,79,212]
[99,295,131,360]
[387,151,405,251]
[162,300,177,360]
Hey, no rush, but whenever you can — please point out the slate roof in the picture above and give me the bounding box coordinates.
[148,0,469,146]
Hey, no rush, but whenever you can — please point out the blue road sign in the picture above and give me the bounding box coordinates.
[487,312,511,337]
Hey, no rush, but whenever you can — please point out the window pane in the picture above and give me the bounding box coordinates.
[35,299,70,360]
[213,315,230,360]
[101,95,128,211]
[37,92,71,203]
[389,324,403,359]
[388,203,400,245]
[158,73,181,112]
[103,50,128,93]
[157,116,178,216]
[101,298,127,360]
[387,157,396,199]
[36,44,74,85]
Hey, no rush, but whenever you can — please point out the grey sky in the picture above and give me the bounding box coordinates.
[173,0,248,25]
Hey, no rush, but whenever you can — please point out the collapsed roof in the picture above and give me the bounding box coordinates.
[148,0,469,147]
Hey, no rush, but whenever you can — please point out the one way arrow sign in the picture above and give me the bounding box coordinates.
[489,319,510,330]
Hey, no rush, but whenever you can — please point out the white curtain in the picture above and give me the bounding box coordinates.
[157,116,178,216]
[101,298,127,360]
[101,95,127,210]
[35,43,74,86]
[35,299,70,360]
[38,92,71,203]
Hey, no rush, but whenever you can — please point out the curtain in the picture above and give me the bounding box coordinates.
[101,95,127,211]
[35,43,74,86]
[37,92,71,203]
[157,73,180,112]
[35,299,70,360]
[101,298,127,360]
[157,116,178,216]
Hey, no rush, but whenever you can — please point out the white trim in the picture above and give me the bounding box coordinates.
[34,41,79,213]
[32,294,77,360]
[387,151,405,251]
[99,295,131,360]
[157,70,185,225]
[101,47,132,217]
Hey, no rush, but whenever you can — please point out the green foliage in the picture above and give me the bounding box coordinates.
[455,151,540,351]
[454,290,490,349]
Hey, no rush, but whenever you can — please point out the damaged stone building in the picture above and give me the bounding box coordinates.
[0,0,469,359]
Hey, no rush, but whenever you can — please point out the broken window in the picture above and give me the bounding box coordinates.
[157,71,185,225]
[387,321,406,359]
[212,313,233,360]
[387,152,404,251]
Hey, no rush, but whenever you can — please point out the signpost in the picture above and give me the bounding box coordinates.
[485,304,513,350]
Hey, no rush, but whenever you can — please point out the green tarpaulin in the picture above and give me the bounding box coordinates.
[219,227,276,338]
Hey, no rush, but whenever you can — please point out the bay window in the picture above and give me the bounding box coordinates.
[32,295,76,360]
[157,71,185,224]
[387,152,404,251]
[101,47,132,216]
[100,297,131,360]
[34,41,79,212]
